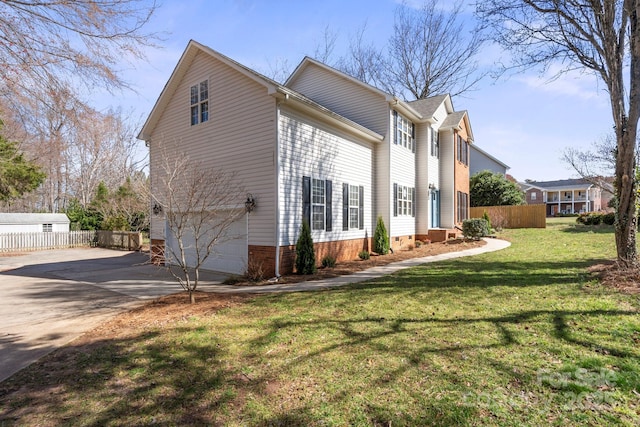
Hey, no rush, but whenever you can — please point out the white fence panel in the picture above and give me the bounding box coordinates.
[0,231,97,252]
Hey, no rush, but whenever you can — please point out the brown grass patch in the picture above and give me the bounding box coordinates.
[588,262,640,294]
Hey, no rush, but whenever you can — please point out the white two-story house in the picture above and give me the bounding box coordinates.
[138,40,474,276]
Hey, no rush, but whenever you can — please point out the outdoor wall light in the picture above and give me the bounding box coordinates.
[152,203,163,215]
[245,193,256,212]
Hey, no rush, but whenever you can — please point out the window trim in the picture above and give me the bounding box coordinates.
[311,178,326,231]
[303,176,332,232]
[456,134,469,166]
[393,183,415,217]
[393,111,415,153]
[343,183,365,231]
[457,191,469,222]
[431,127,439,158]
[190,79,209,126]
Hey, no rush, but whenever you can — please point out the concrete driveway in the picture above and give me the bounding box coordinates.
[0,238,511,384]
[0,248,228,383]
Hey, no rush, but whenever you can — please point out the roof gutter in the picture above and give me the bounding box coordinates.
[276,88,384,143]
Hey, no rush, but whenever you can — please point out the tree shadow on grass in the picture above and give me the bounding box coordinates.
[0,305,637,425]
[344,258,609,293]
[560,225,615,234]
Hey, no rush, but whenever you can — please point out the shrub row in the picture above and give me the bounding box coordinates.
[576,212,615,226]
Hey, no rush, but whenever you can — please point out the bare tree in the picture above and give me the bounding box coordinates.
[563,135,618,181]
[336,23,391,93]
[477,0,640,268]
[336,1,486,100]
[386,0,486,99]
[0,0,159,95]
[153,147,245,304]
[312,24,339,64]
[67,108,143,207]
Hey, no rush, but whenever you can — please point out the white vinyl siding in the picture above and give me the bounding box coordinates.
[415,122,431,235]
[287,62,389,136]
[389,110,416,237]
[278,107,373,246]
[438,129,456,228]
[149,50,277,245]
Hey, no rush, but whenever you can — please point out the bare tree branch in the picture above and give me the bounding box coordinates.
[0,0,160,94]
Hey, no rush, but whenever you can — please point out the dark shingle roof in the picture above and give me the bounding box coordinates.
[407,95,449,118]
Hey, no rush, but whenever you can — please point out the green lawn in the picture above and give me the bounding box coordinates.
[1,217,639,426]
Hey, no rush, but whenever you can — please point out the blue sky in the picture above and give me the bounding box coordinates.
[104,0,614,182]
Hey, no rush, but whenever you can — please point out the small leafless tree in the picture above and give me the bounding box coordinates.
[477,0,640,268]
[153,147,245,304]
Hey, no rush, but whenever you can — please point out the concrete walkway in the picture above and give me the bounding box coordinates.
[209,237,511,293]
[0,238,509,383]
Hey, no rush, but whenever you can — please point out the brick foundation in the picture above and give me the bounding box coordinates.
[389,235,417,252]
[250,237,371,276]
[421,229,461,243]
[150,239,165,265]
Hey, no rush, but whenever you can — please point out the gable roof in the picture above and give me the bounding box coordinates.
[438,110,474,143]
[0,213,69,225]
[285,56,423,121]
[471,144,510,169]
[137,40,383,143]
[407,95,452,119]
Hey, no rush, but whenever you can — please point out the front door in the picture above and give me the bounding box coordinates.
[430,190,440,228]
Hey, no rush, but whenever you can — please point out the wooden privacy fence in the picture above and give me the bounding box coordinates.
[470,204,547,229]
[0,231,97,252]
[96,231,143,251]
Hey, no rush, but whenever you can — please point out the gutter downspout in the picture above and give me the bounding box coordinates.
[274,101,282,278]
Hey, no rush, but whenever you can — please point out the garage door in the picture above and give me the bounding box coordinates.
[166,213,248,275]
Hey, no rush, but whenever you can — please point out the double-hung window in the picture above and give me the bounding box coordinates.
[42,224,52,232]
[457,191,469,222]
[393,111,415,152]
[302,176,333,231]
[393,183,415,217]
[431,127,439,158]
[190,80,209,126]
[456,135,469,165]
[349,185,359,228]
[312,178,326,231]
[342,183,364,230]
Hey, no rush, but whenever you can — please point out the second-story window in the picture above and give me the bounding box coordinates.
[431,127,439,158]
[190,80,209,126]
[456,135,469,165]
[393,111,415,152]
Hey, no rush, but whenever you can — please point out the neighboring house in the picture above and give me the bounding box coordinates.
[469,144,509,177]
[0,213,70,233]
[521,178,611,216]
[138,40,474,277]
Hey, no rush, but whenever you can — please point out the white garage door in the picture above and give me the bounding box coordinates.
[166,213,248,275]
